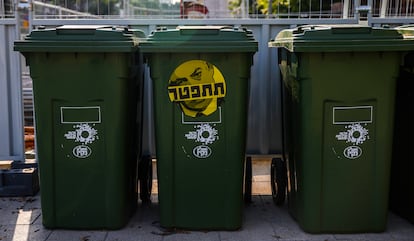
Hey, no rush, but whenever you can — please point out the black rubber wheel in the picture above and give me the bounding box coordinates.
[244,156,252,204]
[271,157,287,206]
[139,155,153,203]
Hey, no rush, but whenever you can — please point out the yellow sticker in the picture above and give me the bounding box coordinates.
[168,60,226,117]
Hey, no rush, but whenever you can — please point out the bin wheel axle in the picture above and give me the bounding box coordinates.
[271,157,287,206]
[138,155,153,203]
[244,156,252,204]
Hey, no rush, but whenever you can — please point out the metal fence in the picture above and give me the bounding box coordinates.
[16,0,412,20]
[5,0,409,32]
[25,0,357,20]
[1,0,413,31]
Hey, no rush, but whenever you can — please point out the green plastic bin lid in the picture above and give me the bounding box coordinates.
[14,25,145,53]
[395,25,414,37]
[139,26,258,53]
[269,25,414,52]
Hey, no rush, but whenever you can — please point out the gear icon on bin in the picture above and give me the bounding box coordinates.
[75,123,98,145]
[346,123,369,145]
[196,124,218,145]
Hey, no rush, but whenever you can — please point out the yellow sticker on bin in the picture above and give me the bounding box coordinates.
[168,60,226,117]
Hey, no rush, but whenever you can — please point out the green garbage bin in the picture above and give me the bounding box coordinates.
[269,25,414,233]
[14,25,145,229]
[140,26,257,230]
[390,25,414,224]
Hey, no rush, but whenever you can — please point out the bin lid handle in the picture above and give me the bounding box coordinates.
[177,25,233,35]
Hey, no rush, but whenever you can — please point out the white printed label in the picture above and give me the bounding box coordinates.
[193,145,212,158]
[60,106,101,124]
[72,145,92,158]
[335,123,369,145]
[64,123,99,159]
[343,146,362,159]
[333,105,373,160]
[332,106,373,124]
[185,123,218,158]
[185,123,218,145]
[64,123,99,145]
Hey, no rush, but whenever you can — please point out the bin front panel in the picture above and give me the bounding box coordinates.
[149,52,253,230]
[143,26,257,230]
[29,52,139,229]
[279,49,400,233]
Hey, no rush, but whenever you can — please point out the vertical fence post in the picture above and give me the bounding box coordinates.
[0,3,24,161]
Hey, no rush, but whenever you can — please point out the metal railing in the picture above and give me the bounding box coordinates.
[0,0,402,30]
[21,0,413,20]
[2,0,414,24]
[29,0,351,19]
[32,1,100,18]
[0,0,14,18]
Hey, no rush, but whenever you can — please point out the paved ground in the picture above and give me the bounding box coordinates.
[1,159,414,241]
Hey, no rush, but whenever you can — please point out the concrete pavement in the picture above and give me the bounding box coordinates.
[1,159,414,241]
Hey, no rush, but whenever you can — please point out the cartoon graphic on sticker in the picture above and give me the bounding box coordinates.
[168,60,226,117]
